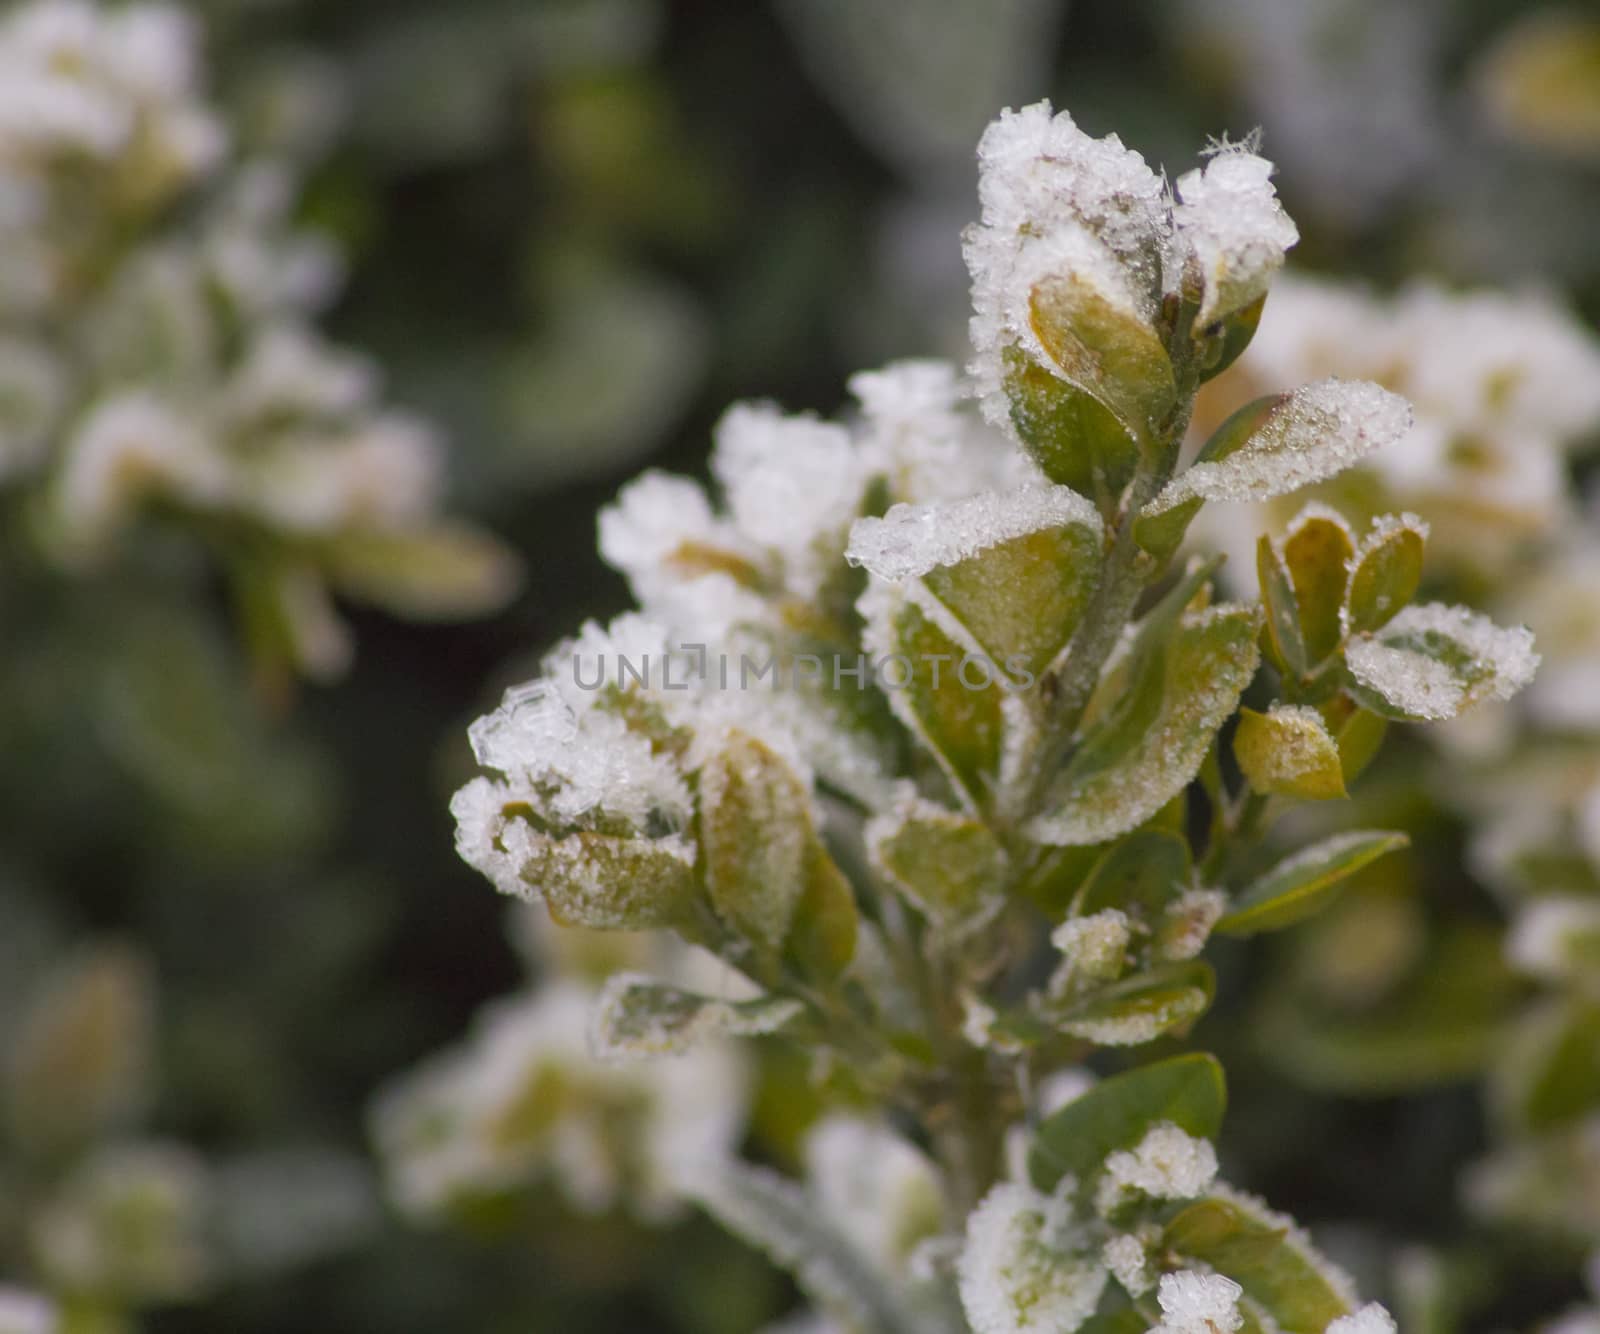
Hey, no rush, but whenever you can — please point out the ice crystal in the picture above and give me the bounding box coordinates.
[957,1183,1107,1334]
[1149,1271,1245,1334]
[1100,1232,1151,1297]
[1326,1303,1398,1334]
[1172,145,1299,326]
[1051,909,1132,983]
[1095,1122,1218,1215]
[1151,378,1412,513]
[1347,602,1540,721]
[846,483,1101,583]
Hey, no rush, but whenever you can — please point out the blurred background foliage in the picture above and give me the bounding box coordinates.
[3,0,1600,1330]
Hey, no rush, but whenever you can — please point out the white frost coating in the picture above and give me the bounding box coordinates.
[1326,1303,1398,1334]
[590,973,802,1062]
[1345,638,1462,720]
[373,981,745,1223]
[1173,146,1299,326]
[1095,1122,1218,1216]
[965,100,1167,432]
[1160,888,1229,962]
[711,401,870,598]
[599,470,744,586]
[1348,602,1539,720]
[1050,909,1132,983]
[957,1182,1107,1334]
[465,680,692,832]
[1207,1182,1361,1309]
[1506,897,1600,983]
[1101,1233,1151,1297]
[846,483,1101,582]
[1150,378,1413,512]
[1150,1271,1244,1334]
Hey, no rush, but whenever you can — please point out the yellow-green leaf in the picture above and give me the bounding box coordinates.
[1216,830,1408,936]
[1233,704,1347,800]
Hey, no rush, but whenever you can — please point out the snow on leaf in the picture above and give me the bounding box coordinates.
[1148,1271,1244,1334]
[1094,1122,1219,1216]
[1326,1303,1398,1334]
[1345,601,1538,722]
[591,974,802,1061]
[1216,830,1408,937]
[866,797,1008,932]
[1147,379,1412,513]
[956,1183,1107,1334]
[1029,604,1262,847]
[1161,1185,1360,1333]
[1172,146,1299,328]
[1232,704,1347,801]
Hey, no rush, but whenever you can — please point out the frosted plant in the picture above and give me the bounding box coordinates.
[0,939,373,1326]
[444,100,1534,1331]
[0,0,517,684]
[371,906,752,1225]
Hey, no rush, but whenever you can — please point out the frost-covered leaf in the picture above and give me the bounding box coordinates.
[1028,1053,1227,1194]
[1030,605,1262,846]
[847,484,1103,676]
[700,730,822,951]
[1173,148,1298,328]
[788,849,860,982]
[957,1183,1107,1334]
[1343,514,1427,636]
[860,583,1004,809]
[867,799,1008,931]
[995,348,1139,505]
[592,974,804,1061]
[687,1158,924,1334]
[1056,961,1214,1046]
[1026,268,1177,445]
[1216,831,1408,936]
[1280,507,1355,666]
[1095,1122,1219,1218]
[1256,533,1306,677]
[1344,603,1539,722]
[1146,380,1412,514]
[1162,1190,1359,1333]
[1232,705,1346,801]
[525,830,699,931]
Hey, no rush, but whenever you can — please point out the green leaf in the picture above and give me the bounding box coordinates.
[1145,381,1411,515]
[1281,508,1354,665]
[1075,830,1193,918]
[920,514,1104,679]
[1232,705,1347,801]
[1332,704,1388,784]
[323,522,522,620]
[700,732,817,949]
[1027,272,1177,444]
[1344,514,1426,635]
[862,585,1004,810]
[686,1158,925,1334]
[1030,604,1262,846]
[1000,347,1140,507]
[788,849,859,980]
[1162,1194,1356,1332]
[591,975,804,1059]
[1197,292,1267,383]
[525,830,698,930]
[1216,830,1408,936]
[868,801,1008,931]
[1344,603,1539,723]
[1028,1052,1227,1193]
[1056,960,1215,1046]
[1256,533,1306,678]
